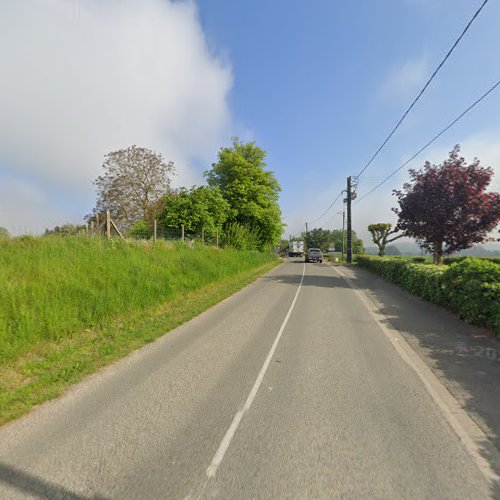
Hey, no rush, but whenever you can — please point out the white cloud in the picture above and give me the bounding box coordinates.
[380,55,428,102]
[423,132,500,190]
[0,178,65,235]
[0,0,233,233]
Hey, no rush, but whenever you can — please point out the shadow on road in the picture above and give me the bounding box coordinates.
[262,272,354,289]
[0,462,108,500]
[345,265,500,496]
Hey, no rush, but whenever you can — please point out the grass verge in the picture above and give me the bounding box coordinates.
[0,237,280,425]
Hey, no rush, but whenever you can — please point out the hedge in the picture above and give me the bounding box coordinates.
[357,256,500,334]
[442,255,500,265]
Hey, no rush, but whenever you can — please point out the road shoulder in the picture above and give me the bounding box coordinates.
[333,264,500,488]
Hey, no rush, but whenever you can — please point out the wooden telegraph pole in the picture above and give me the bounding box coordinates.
[346,176,353,264]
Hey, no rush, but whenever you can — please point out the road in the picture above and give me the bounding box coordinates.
[0,260,498,499]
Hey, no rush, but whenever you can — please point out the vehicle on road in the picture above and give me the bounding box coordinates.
[289,240,305,257]
[305,248,323,263]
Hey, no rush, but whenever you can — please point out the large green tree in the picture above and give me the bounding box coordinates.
[161,186,229,239]
[205,139,283,249]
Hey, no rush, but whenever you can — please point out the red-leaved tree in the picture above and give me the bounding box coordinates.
[393,145,500,264]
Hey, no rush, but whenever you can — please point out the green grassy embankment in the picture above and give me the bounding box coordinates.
[0,237,280,424]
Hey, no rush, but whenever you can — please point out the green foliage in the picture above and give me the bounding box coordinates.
[44,224,87,236]
[220,222,262,250]
[0,227,10,239]
[129,220,152,239]
[443,256,500,265]
[206,138,283,248]
[160,186,229,241]
[302,227,364,254]
[442,258,500,328]
[0,237,278,362]
[303,228,333,252]
[412,256,427,263]
[357,256,500,333]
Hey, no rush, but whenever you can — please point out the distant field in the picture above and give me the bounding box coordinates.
[0,237,279,424]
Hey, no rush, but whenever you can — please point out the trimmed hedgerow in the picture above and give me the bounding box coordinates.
[357,256,500,334]
[442,255,500,265]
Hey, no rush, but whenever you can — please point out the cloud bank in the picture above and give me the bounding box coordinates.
[0,0,232,233]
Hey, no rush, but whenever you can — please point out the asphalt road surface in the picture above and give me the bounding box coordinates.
[0,260,497,499]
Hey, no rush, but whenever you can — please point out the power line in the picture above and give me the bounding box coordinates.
[355,0,490,179]
[355,77,500,204]
[308,190,344,226]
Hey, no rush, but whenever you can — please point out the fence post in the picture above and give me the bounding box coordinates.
[96,213,100,239]
[201,228,204,244]
[154,219,157,242]
[106,210,111,240]
[216,229,219,248]
[181,225,184,242]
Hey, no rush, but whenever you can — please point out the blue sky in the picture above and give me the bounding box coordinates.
[0,0,499,241]
[196,0,500,239]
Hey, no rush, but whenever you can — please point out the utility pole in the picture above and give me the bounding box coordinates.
[305,222,308,248]
[338,210,345,262]
[346,176,353,263]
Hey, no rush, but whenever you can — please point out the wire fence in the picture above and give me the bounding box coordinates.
[82,212,221,246]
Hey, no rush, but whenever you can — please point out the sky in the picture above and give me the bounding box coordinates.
[1,0,499,244]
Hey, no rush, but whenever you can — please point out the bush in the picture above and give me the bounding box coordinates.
[129,220,152,239]
[357,256,500,333]
[443,255,500,265]
[442,258,500,329]
[412,256,426,263]
[221,222,263,251]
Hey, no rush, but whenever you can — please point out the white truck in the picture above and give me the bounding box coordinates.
[289,240,305,257]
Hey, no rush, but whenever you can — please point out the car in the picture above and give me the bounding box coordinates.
[305,248,323,263]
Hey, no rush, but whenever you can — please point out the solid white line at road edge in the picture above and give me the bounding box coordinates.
[205,263,306,479]
[333,265,500,486]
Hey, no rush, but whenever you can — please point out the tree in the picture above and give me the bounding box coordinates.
[44,224,87,236]
[331,228,364,255]
[303,228,332,251]
[393,146,500,264]
[385,245,401,256]
[302,227,364,254]
[161,186,229,239]
[94,145,175,231]
[0,227,10,239]
[368,223,405,256]
[206,138,283,249]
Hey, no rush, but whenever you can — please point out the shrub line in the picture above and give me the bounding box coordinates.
[357,256,500,335]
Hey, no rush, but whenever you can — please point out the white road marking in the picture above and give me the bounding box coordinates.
[333,265,500,486]
[205,262,306,479]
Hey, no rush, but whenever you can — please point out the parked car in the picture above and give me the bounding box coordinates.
[305,248,323,263]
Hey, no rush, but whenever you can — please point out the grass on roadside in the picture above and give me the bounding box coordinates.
[0,237,280,424]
